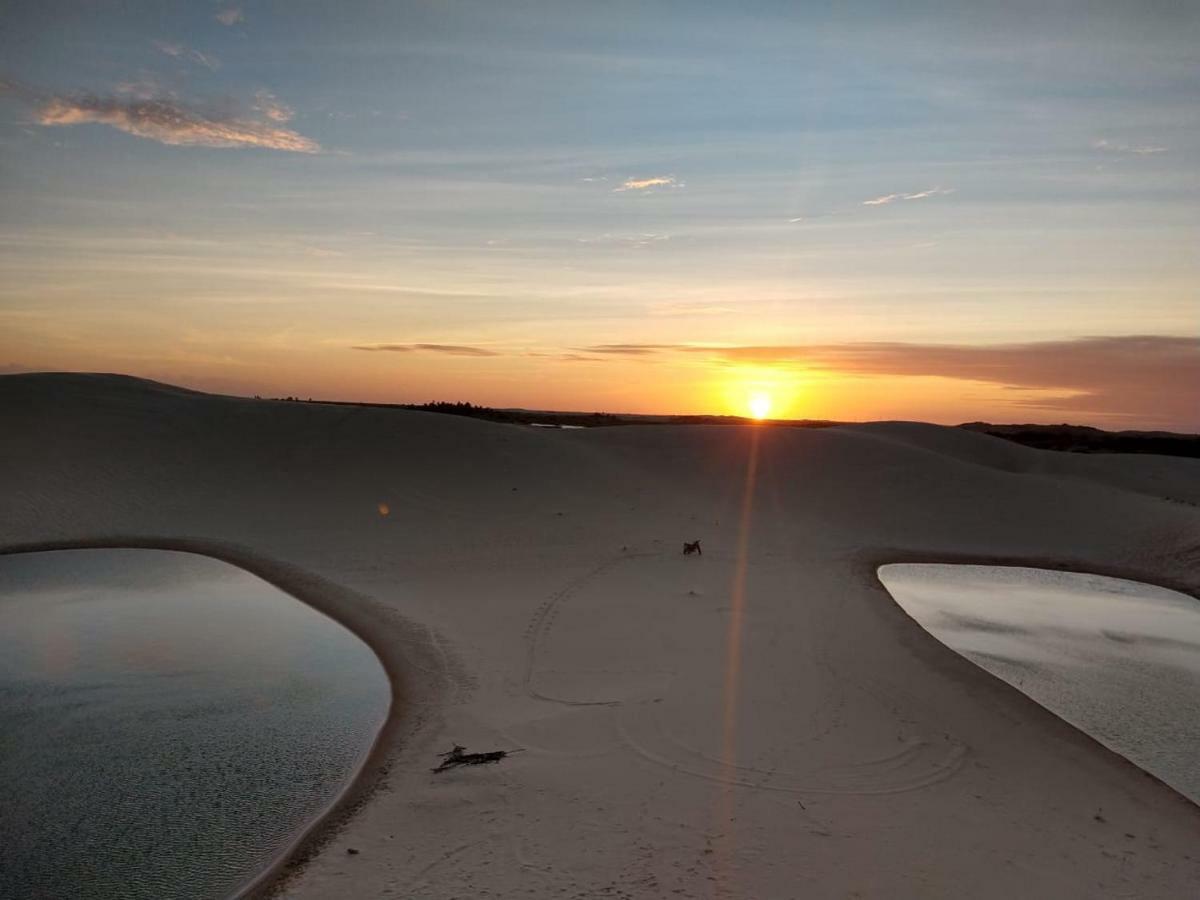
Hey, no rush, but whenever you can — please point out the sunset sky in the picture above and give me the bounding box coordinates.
[2,1,1197,429]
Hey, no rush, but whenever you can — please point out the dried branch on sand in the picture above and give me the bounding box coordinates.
[432,744,521,773]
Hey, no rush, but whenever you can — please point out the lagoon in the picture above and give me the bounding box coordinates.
[0,549,389,899]
[879,563,1200,805]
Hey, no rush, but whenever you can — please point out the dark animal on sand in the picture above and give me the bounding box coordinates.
[683,540,702,556]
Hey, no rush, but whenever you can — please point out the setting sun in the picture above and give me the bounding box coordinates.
[717,367,796,420]
[748,393,772,420]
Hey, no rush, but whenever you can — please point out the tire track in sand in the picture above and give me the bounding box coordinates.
[524,551,967,796]
[522,551,657,707]
[616,698,968,796]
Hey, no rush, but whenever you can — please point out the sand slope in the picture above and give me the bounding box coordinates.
[3,373,1200,899]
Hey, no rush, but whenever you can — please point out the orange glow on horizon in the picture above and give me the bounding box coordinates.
[11,348,1179,431]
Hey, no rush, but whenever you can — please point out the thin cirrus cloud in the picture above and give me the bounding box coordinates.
[614,176,677,192]
[352,343,501,357]
[1093,138,1168,155]
[153,40,220,71]
[253,90,294,123]
[36,93,320,152]
[576,343,684,355]
[526,352,605,363]
[215,7,244,26]
[577,336,1199,423]
[862,188,954,206]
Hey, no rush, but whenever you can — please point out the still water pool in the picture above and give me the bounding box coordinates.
[0,549,389,899]
[879,564,1200,804]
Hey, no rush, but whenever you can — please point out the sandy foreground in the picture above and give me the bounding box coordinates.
[3,373,1200,899]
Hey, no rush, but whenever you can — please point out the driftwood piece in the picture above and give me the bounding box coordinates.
[432,744,520,773]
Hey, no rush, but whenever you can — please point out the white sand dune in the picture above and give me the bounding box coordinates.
[3,372,1200,898]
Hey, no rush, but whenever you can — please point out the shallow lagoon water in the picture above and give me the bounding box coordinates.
[0,549,389,899]
[879,564,1200,804]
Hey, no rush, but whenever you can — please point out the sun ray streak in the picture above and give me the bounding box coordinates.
[714,424,762,896]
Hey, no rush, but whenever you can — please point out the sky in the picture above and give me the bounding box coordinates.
[1,1,1197,429]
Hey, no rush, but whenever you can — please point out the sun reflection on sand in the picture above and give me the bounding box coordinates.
[715,424,763,894]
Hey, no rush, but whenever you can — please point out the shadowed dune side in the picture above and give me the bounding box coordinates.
[842,419,1200,508]
[2,373,1200,899]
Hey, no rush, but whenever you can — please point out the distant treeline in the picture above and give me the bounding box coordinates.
[399,401,625,427]
[262,395,1197,457]
[394,402,840,429]
[402,401,517,421]
[296,396,831,428]
[960,423,1200,459]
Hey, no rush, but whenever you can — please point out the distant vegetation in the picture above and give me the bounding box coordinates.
[300,397,836,428]
[390,402,841,429]
[399,402,624,427]
[269,394,1199,457]
[960,423,1200,459]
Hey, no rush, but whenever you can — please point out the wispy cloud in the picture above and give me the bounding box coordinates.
[577,343,681,355]
[862,187,954,206]
[36,93,320,152]
[900,188,952,201]
[153,40,220,71]
[114,77,166,101]
[352,343,501,357]
[577,232,669,248]
[614,175,677,192]
[215,7,244,26]
[254,90,294,123]
[527,352,605,363]
[1093,138,1168,155]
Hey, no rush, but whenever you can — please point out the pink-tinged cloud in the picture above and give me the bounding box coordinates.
[254,90,294,123]
[615,175,676,192]
[36,94,320,152]
[215,7,244,26]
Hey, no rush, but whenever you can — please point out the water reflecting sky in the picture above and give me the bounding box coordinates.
[0,549,389,900]
[879,564,1200,804]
